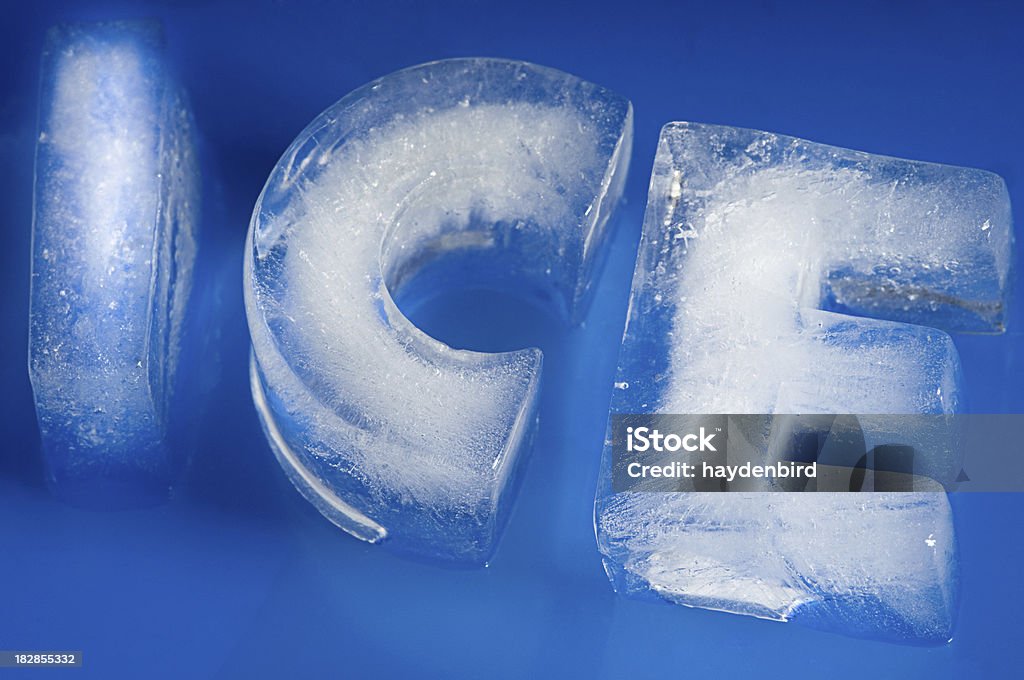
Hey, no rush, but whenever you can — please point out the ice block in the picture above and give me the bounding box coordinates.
[29,22,199,506]
[245,59,632,563]
[596,122,1013,642]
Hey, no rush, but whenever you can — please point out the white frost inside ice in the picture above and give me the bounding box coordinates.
[598,122,1012,642]
[600,493,956,641]
[246,60,631,562]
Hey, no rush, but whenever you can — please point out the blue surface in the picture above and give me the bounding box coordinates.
[1,1,1022,677]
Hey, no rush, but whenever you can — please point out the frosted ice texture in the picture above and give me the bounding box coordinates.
[29,23,199,506]
[597,122,1013,642]
[245,59,632,563]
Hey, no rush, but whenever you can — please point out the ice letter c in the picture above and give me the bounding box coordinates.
[244,59,632,563]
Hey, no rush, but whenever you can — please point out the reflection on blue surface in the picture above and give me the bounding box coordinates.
[0,1,1022,677]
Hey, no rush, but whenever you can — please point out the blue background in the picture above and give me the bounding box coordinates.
[1,1,1022,677]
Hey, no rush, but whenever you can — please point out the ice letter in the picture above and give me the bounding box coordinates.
[245,59,632,563]
[29,22,199,507]
[596,122,1013,642]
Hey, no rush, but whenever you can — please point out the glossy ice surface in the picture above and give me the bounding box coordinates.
[245,59,632,563]
[28,22,199,507]
[597,122,1013,642]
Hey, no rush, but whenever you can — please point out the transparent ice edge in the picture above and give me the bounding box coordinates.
[249,353,386,542]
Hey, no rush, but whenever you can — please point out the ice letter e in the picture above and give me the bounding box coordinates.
[28,23,199,507]
[245,60,632,563]
[596,123,1013,642]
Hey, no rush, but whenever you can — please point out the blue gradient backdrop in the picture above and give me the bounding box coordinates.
[1,1,1021,678]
